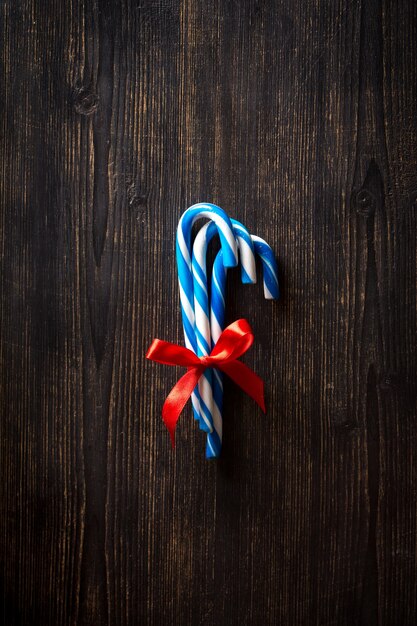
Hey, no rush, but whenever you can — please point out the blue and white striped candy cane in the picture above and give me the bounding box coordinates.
[192,218,279,457]
[176,203,238,435]
[192,220,257,457]
[209,230,280,457]
[202,222,280,457]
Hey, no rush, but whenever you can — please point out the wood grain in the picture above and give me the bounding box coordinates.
[1,1,417,624]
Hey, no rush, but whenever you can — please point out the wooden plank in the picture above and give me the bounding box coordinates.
[1,1,416,624]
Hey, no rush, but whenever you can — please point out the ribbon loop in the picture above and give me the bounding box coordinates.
[146,339,200,367]
[146,319,265,447]
[209,318,255,362]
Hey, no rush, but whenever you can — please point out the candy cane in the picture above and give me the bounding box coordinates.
[176,203,238,434]
[209,230,280,456]
[192,220,257,457]
[192,218,280,457]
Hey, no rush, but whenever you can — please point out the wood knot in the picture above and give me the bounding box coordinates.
[378,371,399,392]
[332,408,358,434]
[128,186,148,222]
[73,86,99,115]
[129,193,147,211]
[353,189,375,216]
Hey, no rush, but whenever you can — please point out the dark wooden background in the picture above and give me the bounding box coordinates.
[1,0,417,624]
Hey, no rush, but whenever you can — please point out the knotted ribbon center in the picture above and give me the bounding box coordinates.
[146,319,266,446]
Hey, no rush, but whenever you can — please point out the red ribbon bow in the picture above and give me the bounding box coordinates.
[146,318,266,446]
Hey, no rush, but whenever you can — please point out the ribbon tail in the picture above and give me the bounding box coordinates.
[218,360,266,413]
[162,366,205,447]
